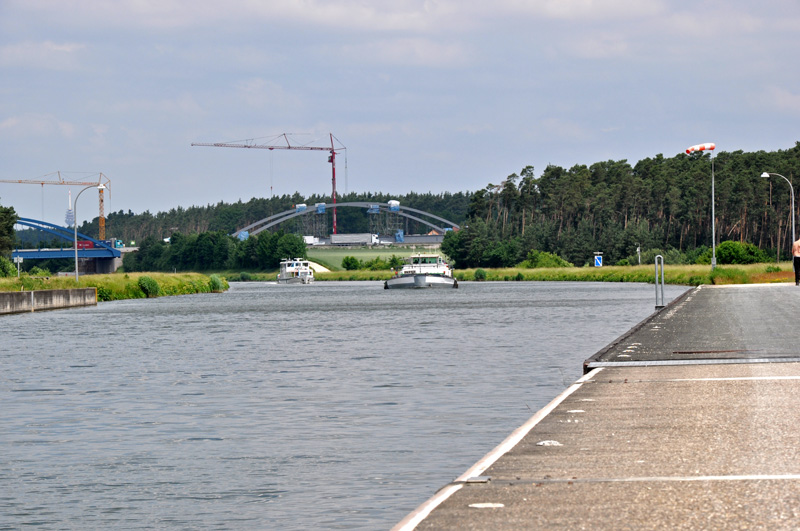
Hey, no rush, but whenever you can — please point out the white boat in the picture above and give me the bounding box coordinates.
[277,258,315,284]
[384,254,458,289]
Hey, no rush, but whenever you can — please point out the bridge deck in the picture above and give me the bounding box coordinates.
[13,248,121,259]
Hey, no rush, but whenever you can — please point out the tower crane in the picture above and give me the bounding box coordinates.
[0,172,110,239]
[192,133,346,234]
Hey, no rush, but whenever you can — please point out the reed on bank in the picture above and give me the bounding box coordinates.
[311,263,794,285]
[0,272,228,301]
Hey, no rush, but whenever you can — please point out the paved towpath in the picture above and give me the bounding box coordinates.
[395,284,800,530]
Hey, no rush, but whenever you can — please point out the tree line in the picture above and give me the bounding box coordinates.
[443,143,800,267]
[78,190,471,246]
[6,142,800,273]
[0,200,18,276]
[122,230,306,272]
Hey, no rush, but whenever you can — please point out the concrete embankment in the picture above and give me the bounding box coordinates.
[0,288,97,315]
[396,284,800,530]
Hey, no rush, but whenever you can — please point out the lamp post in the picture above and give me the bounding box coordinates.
[761,172,795,246]
[74,183,105,281]
[686,143,716,269]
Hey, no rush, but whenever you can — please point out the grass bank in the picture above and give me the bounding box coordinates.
[306,247,434,271]
[0,272,228,301]
[81,262,792,287]
[313,263,795,285]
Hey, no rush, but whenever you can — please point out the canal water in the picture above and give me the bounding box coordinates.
[2,281,687,530]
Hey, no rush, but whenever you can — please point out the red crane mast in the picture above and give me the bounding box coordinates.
[192,133,345,234]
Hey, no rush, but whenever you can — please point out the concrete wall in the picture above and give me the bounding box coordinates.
[0,288,97,315]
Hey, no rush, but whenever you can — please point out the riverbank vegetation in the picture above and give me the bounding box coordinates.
[6,143,800,278]
[311,263,793,285]
[121,230,306,273]
[0,272,228,301]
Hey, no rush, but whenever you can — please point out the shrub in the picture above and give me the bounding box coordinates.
[138,275,160,297]
[342,256,361,270]
[519,250,573,268]
[635,248,691,266]
[96,286,113,302]
[616,258,630,266]
[0,256,15,278]
[20,276,43,290]
[714,240,771,265]
[240,271,252,281]
[29,266,51,277]
[765,265,781,273]
[209,274,224,292]
[474,268,487,281]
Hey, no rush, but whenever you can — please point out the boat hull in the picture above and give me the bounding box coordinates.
[384,274,458,289]
[277,276,313,285]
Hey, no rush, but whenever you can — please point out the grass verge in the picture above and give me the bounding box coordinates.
[0,272,229,301]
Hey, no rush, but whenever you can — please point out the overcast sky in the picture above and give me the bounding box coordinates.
[1,0,798,227]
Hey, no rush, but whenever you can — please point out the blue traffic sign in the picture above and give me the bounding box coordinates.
[594,255,603,267]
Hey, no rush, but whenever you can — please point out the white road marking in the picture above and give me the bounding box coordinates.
[391,367,604,531]
[531,474,800,484]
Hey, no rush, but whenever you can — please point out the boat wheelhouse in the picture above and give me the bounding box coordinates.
[277,258,315,284]
[384,253,457,289]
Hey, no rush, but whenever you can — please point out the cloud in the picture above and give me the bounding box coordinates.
[6,0,667,35]
[0,113,76,138]
[340,37,470,67]
[98,94,204,117]
[564,32,630,59]
[456,123,495,135]
[500,0,666,20]
[764,86,800,114]
[539,117,592,141]
[234,79,303,111]
[6,0,448,32]
[0,41,86,70]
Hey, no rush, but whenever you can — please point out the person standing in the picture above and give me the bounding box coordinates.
[793,238,800,285]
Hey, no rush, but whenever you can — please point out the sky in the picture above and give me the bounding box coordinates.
[1,0,799,227]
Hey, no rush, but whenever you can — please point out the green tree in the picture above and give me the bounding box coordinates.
[256,231,281,269]
[342,256,360,270]
[0,201,18,254]
[441,229,466,268]
[714,240,771,264]
[521,250,573,268]
[0,256,15,277]
[276,233,306,263]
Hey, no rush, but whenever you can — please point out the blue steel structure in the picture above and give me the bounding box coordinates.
[12,218,121,260]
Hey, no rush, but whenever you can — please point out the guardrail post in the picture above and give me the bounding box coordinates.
[655,255,665,309]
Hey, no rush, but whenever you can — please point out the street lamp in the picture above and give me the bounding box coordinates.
[761,172,795,245]
[74,183,105,281]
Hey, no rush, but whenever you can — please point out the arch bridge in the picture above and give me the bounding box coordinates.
[233,202,460,238]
